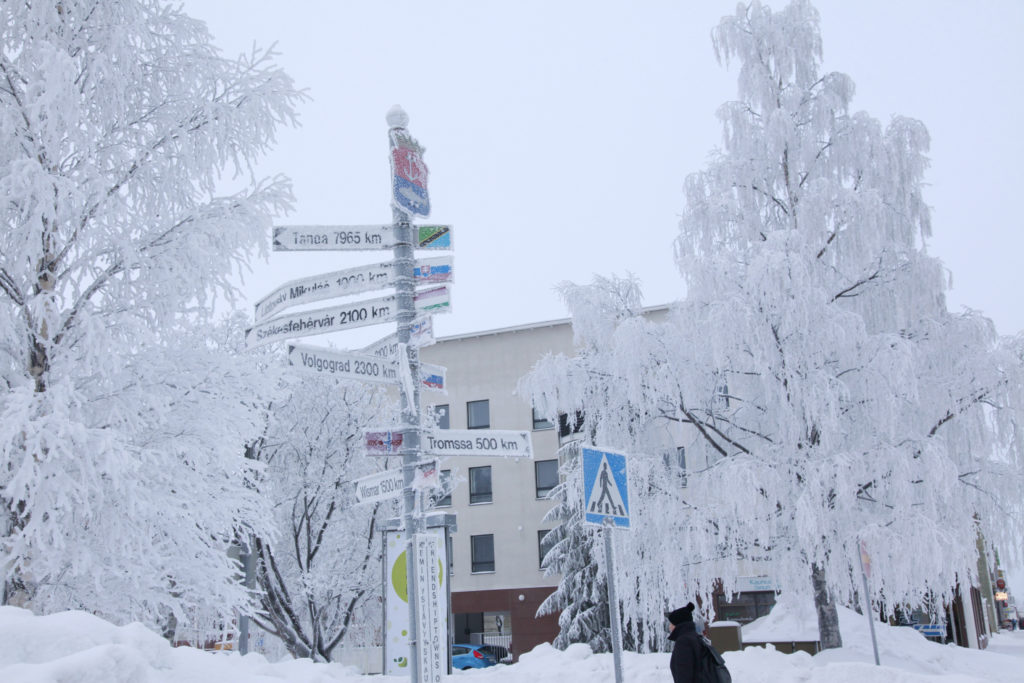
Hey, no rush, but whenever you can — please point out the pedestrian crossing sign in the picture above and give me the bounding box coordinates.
[582,447,630,529]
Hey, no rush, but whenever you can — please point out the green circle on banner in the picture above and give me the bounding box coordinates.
[391,549,445,604]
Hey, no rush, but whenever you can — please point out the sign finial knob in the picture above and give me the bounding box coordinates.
[386,105,409,129]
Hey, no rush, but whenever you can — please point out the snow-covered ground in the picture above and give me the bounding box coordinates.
[2,598,1023,683]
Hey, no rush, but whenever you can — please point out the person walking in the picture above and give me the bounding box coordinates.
[667,602,702,683]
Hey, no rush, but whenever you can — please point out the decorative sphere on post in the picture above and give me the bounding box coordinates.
[386,105,409,129]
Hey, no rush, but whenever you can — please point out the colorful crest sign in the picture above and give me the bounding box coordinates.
[390,128,430,217]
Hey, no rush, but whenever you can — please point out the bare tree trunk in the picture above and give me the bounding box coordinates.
[811,562,842,649]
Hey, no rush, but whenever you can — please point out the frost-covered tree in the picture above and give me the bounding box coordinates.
[523,0,1024,651]
[537,445,611,652]
[0,0,302,629]
[247,375,398,662]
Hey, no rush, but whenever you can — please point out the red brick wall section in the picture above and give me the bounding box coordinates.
[452,587,560,661]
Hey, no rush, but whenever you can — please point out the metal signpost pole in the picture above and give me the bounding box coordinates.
[582,447,630,683]
[603,523,624,683]
[859,539,880,665]
[388,106,425,683]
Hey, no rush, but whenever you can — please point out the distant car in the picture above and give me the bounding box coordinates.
[479,644,510,663]
[452,643,498,670]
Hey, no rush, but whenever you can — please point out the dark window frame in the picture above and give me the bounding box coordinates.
[534,459,559,499]
[467,399,490,430]
[537,529,555,569]
[433,404,450,430]
[532,408,554,431]
[431,469,452,508]
[471,534,495,573]
[469,465,492,504]
[558,411,585,437]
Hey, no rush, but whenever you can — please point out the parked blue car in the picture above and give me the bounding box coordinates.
[452,643,498,670]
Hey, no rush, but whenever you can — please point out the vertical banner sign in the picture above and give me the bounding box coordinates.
[390,127,430,217]
[383,528,448,676]
[415,533,446,683]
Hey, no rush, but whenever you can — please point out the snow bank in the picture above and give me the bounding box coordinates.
[3,603,1024,683]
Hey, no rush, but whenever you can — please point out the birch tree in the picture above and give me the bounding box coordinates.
[0,0,303,630]
[523,0,1024,650]
[247,375,398,662]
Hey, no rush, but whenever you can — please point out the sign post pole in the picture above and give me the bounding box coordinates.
[388,106,424,683]
[603,522,624,683]
[581,446,630,683]
[859,539,880,666]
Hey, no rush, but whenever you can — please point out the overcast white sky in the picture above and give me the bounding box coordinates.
[182,0,1024,342]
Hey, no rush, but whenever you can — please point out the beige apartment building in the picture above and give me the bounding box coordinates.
[419,318,574,659]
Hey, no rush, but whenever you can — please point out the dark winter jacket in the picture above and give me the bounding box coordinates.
[668,622,702,683]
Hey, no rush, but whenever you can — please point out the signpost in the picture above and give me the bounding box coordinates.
[255,256,452,322]
[272,224,453,251]
[244,286,450,349]
[288,343,446,394]
[288,344,398,384]
[249,106,452,683]
[422,429,533,458]
[354,469,405,504]
[582,446,629,683]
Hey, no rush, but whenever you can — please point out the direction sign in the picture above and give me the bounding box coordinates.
[354,469,404,504]
[287,344,398,384]
[272,224,454,252]
[364,430,408,456]
[582,447,630,528]
[255,257,452,322]
[244,286,450,349]
[422,429,533,458]
[363,317,434,360]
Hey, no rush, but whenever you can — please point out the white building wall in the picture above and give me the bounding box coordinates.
[420,321,574,593]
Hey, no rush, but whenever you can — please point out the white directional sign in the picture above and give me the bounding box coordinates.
[353,469,404,504]
[254,257,453,322]
[273,224,453,251]
[422,429,533,458]
[363,317,434,360]
[244,286,450,349]
[583,447,630,528]
[287,344,398,384]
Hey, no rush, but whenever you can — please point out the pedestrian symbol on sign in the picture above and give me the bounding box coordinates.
[591,461,625,516]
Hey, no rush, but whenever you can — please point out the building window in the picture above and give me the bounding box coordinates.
[535,459,559,499]
[469,466,492,504]
[532,408,553,431]
[471,534,495,573]
[430,469,452,508]
[558,411,585,437]
[712,591,775,625]
[538,529,555,569]
[663,447,687,487]
[433,404,450,430]
[467,400,490,429]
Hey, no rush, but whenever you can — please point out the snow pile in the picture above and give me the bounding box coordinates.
[3,602,1024,683]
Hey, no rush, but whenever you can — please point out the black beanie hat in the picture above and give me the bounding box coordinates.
[667,602,695,625]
